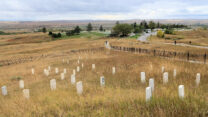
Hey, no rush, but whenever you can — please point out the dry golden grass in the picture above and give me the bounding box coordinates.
[0,32,207,116]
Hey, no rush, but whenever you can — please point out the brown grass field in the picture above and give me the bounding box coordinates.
[0,30,208,117]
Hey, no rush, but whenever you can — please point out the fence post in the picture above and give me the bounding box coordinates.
[154,50,156,56]
[187,52,190,61]
[139,48,141,53]
[204,53,206,64]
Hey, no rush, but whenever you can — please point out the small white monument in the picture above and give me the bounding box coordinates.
[77,66,80,72]
[1,86,7,96]
[82,63,84,68]
[178,85,185,99]
[146,87,152,102]
[48,66,51,71]
[71,74,76,84]
[61,73,65,80]
[173,69,177,78]
[73,69,76,75]
[92,64,95,70]
[50,79,56,90]
[63,68,67,74]
[19,80,24,89]
[100,76,105,87]
[162,66,165,73]
[31,68,35,75]
[149,78,154,92]
[76,81,83,95]
[141,72,146,83]
[112,67,116,75]
[78,60,80,64]
[55,68,59,74]
[163,72,168,84]
[23,89,30,99]
[196,73,200,86]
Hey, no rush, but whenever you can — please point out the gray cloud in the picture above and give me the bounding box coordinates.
[0,0,207,21]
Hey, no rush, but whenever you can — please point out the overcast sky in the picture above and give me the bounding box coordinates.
[0,0,208,21]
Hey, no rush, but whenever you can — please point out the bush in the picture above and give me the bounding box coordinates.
[165,29,175,34]
[48,31,53,35]
[157,30,165,38]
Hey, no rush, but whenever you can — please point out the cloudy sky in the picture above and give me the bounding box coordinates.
[0,0,208,21]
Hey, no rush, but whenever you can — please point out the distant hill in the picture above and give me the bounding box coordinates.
[0,19,207,30]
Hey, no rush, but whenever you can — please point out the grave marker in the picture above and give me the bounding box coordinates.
[63,68,67,74]
[76,81,83,95]
[61,73,65,80]
[173,69,177,78]
[141,72,146,83]
[48,66,51,71]
[55,68,59,74]
[196,73,200,86]
[78,60,80,64]
[1,86,7,96]
[23,89,30,99]
[50,79,56,90]
[73,69,76,75]
[77,66,80,72]
[149,78,154,92]
[162,66,165,73]
[82,63,84,68]
[178,85,185,99]
[71,74,76,84]
[163,72,168,84]
[146,87,152,102]
[112,67,116,75]
[19,80,24,89]
[31,68,35,75]
[92,64,95,70]
[100,76,105,87]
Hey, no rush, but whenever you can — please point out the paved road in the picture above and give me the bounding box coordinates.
[137,32,157,42]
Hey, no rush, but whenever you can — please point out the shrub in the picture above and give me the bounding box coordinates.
[157,30,165,38]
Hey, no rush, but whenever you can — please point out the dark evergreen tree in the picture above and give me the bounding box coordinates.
[87,23,93,32]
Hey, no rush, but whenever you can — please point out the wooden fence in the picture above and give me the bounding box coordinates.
[110,46,207,64]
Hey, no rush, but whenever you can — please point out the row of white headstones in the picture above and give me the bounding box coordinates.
[1,59,116,99]
[1,64,200,101]
[145,66,201,102]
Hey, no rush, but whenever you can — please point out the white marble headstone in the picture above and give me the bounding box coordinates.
[55,68,59,74]
[31,68,35,75]
[112,67,116,75]
[76,81,83,95]
[61,73,65,80]
[63,68,67,74]
[196,73,200,86]
[146,87,152,102]
[173,69,177,78]
[92,64,95,70]
[178,85,184,99]
[50,79,56,90]
[19,80,24,89]
[77,66,80,72]
[162,66,165,73]
[100,76,105,87]
[82,63,84,68]
[71,74,76,84]
[23,89,30,99]
[149,78,154,92]
[1,86,7,96]
[141,72,146,83]
[163,72,168,84]
[73,69,76,75]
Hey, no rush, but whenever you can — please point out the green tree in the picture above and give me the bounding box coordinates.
[148,21,156,30]
[87,23,93,32]
[74,26,81,34]
[48,31,53,35]
[134,27,142,33]
[112,23,133,37]
[42,27,47,33]
[99,25,104,31]
[140,20,148,29]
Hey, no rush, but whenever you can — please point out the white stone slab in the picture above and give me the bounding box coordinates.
[146,87,152,102]
[141,72,146,83]
[92,64,95,70]
[63,68,67,74]
[112,67,116,75]
[82,63,84,68]
[162,66,165,73]
[196,73,200,86]
[163,72,168,84]
[19,80,24,89]
[149,78,154,92]
[76,81,83,95]
[100,76,105,87]
[61,73,65,80]
[50,79,56,90]
[178,85,185,99]
[173,69,177,78]
[31,68,35,75]
[73,69,76,75]
[71,74,76,84]
[23,89,30,99]
[1,86,7,96]
[55,68,59,74]
[77,66,80,72]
